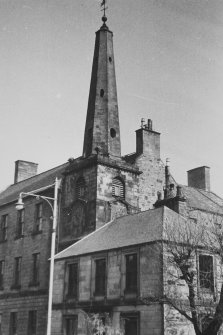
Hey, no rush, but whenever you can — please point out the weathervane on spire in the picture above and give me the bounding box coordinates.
[100,0,107,16]
[100,0,108,22]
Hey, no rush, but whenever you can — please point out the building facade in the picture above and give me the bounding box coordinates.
[52,177,223,335]
[0,16,166,335]
[0,14,222,335]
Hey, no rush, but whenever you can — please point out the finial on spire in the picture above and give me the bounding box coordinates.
[100,0,108,27]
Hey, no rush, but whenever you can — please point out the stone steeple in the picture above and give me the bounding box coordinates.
[83,17,121,158]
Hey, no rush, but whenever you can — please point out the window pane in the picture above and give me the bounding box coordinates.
[9,312,17,335]
[1,215,8,241]
[32,254,40,284]
[65,317,78,335]
[36,204,43,231]
[18,209,25,236]
[14,257,21,286]
[0,261,4,288]
[199,255,214,290]
[67,263,78,298]
[126,254,137,293]
[95,259,106,296]
[123,315,138,335]
[27,311,37,335]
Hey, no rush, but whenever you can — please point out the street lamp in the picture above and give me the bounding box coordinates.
[15,177,60,335]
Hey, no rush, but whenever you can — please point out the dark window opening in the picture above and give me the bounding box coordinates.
[110,128,116,138]
[112,178,125,199]
[17,209,25,237]
[109,56,112,63]
[76,177,86,199]
[0,261,4,288]
[67,263,78,298]
[201,316,213,332]
[27,310,37,335]
[35,203,43,232]
[1,214,8,241]
[122,315,139,335]
[100,89,104,97]
[31,253,40,286]
[125,254,137,293]
[14,257,22,287]
[199,255,214,291]
[95,258,106,296]
[64,316,78,335]
[9,312,17,335]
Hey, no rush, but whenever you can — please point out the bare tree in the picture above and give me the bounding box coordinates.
[160,212,223,335]
[85,313,124,335]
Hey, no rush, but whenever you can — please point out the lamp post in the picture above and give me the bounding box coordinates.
[16,177,60,335]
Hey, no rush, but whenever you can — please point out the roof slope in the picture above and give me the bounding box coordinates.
[0,162,69,206]
[181,185,223,214]
[55,206,178,260]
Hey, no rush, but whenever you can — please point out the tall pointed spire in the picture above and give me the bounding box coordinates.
[83,16,121,158]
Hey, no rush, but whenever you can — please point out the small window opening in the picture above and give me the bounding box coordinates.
[110,128,116,138]
[112,178,125,199]
[67,263,78,298]
[109,57,112,63]
[100,89,104,97]
[95,258,106,296]
[199,255,214,291]
[125,254,138,293]
[76,177,86,199]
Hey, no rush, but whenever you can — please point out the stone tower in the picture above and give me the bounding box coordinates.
[83,17,121,158]
[59,17,140,250]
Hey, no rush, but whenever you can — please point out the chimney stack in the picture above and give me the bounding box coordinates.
[136,118,160,158]
[14,160,38,184]
[187,166,210,192]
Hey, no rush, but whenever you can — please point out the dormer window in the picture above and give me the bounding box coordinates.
[112,177,125,199]
[76,177,86,199]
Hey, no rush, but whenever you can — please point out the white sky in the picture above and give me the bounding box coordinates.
[0,0,223,197]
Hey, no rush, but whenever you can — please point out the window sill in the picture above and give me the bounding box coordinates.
[14,235,24,240]
[93,293,106,300]
[32,230,42,236]
[65,295,78,301]
[124,290,137,299]
[11,284,21,290]
[29,282,40,287]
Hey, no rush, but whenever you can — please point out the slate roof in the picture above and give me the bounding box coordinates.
[181,185,223,214]
[54,206,180,260]
[0,162,69,207]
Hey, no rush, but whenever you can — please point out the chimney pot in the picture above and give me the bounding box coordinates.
[148,119,153,130]
[176,185,183,197]
[141,118,145,128]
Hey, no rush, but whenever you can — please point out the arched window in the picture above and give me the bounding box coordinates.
[76,177,86,199]
[112,177,125,199]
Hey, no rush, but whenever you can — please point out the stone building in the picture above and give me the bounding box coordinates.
[52,167,223,335]
[0,16,166,335]
[0,14,222,335]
